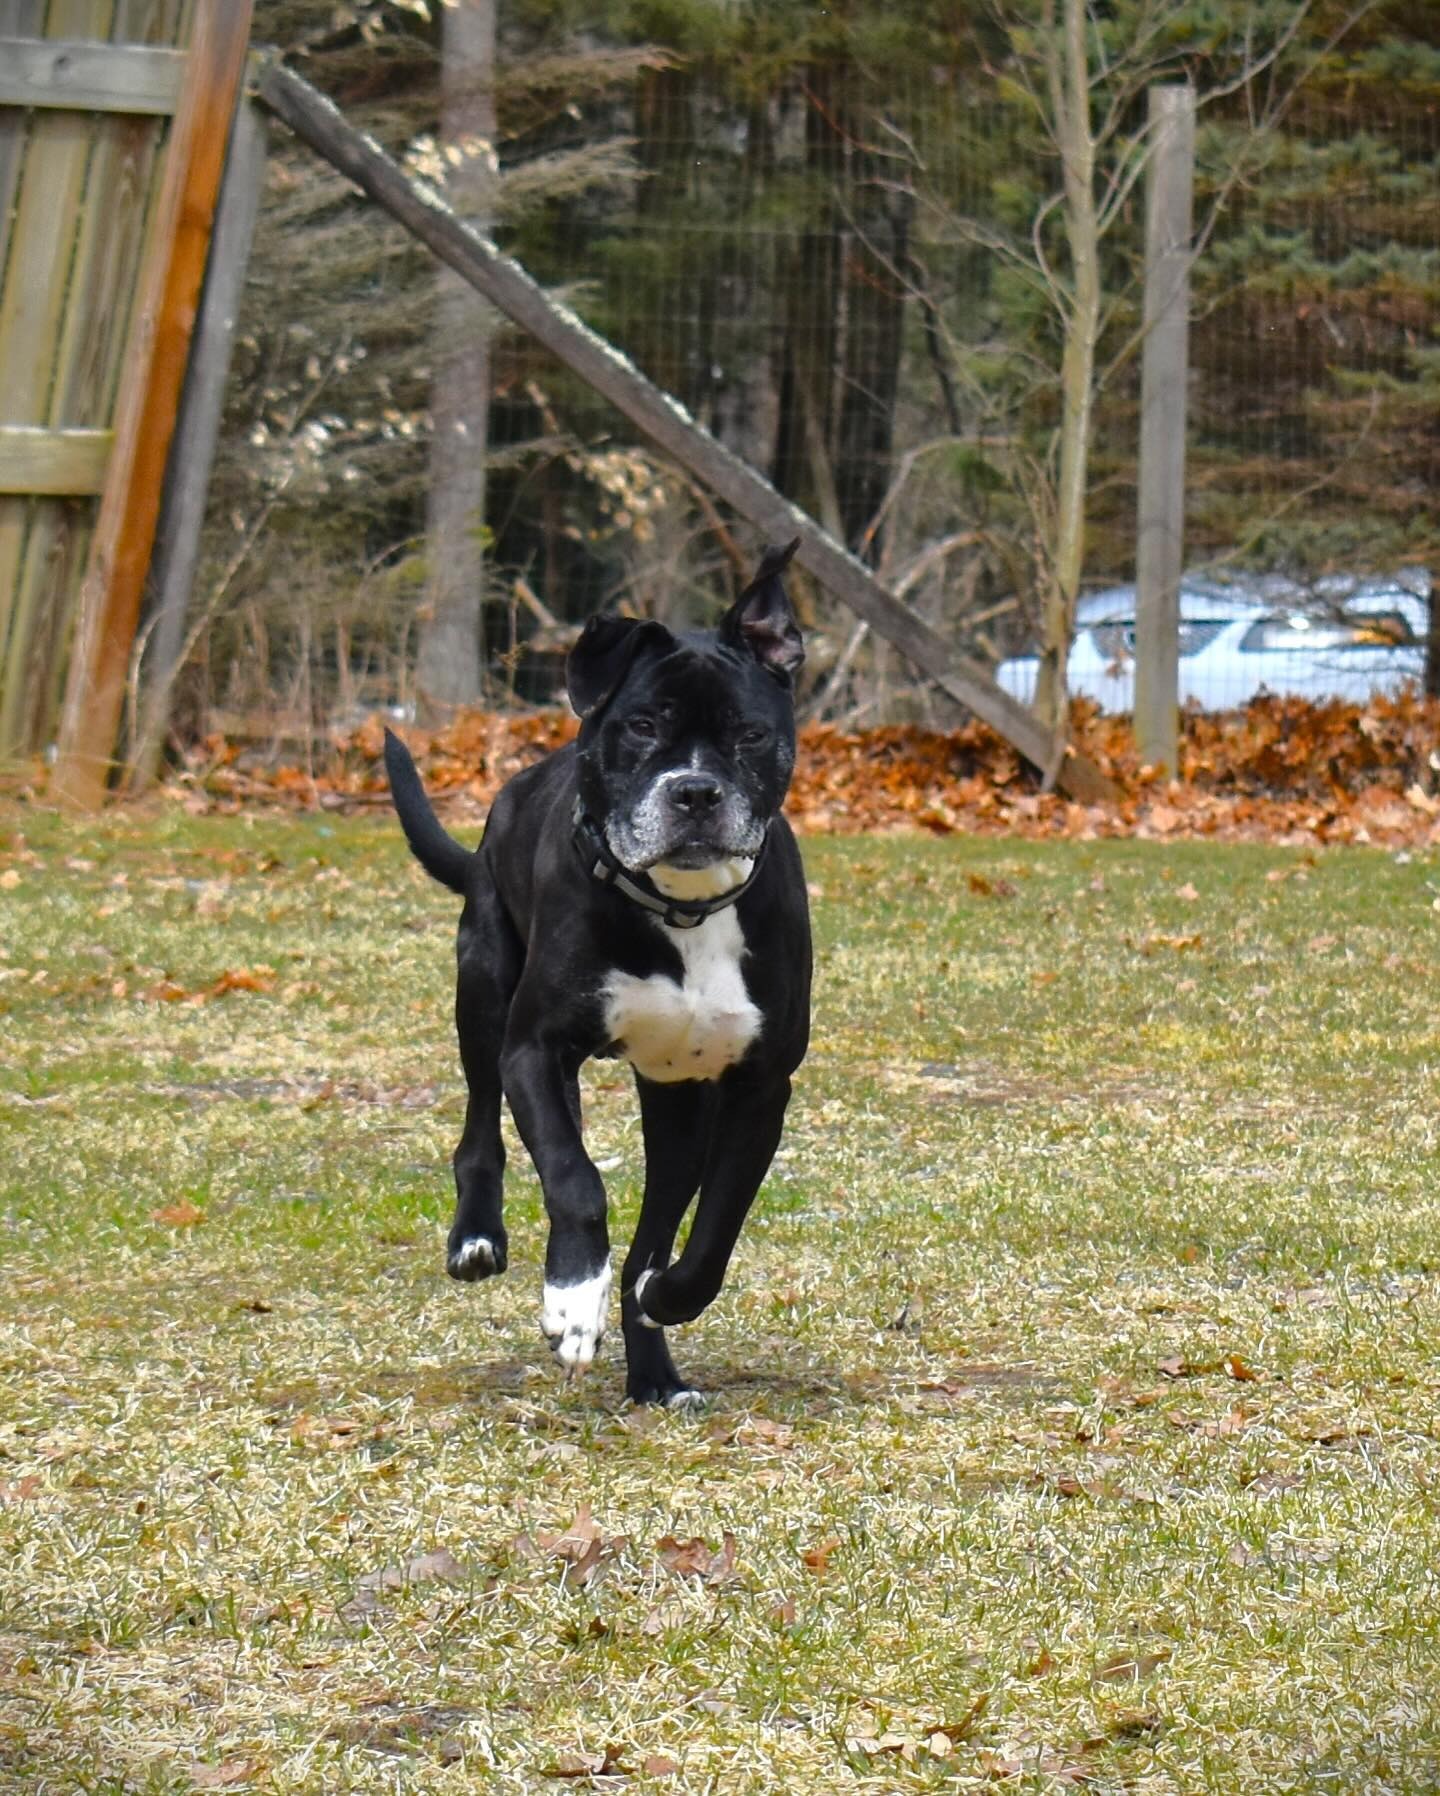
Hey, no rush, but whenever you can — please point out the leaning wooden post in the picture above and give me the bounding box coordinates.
[1132,84,1195,777]
[127,95,268,791]
[252,57,1115,805]
[50,0,254,810]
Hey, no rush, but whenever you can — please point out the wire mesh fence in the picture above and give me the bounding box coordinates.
[189,5,1440,743]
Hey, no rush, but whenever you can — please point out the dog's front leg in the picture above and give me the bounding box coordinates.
[634,1071,791,1332]
[501,1037,611,1370]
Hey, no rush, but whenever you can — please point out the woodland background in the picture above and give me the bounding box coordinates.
[181,0,1440,746]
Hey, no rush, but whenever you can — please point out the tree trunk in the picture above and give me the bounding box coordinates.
[835,151,911,559]
[771,67,844,527]
[416,0,496,716]
[1034,0,1099,745]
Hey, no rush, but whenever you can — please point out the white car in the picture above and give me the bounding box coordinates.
[994,571,1430,713]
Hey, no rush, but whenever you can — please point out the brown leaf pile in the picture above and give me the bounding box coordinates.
[152,690,1440,846]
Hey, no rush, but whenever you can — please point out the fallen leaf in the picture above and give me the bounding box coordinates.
[151,1201,205,1228]
[1175,881,1199,900]
[656,1531,737,1585]
[735,1415,794,1447]
[142,978,192,1003]
[979,1748,1092,1783]
[529,1508,625,1588]
[1222,1352,1261,1383]
[1298,1420,1370,1446]
[936,1692,990,1742]
[769,1595,797,1627]
[1241,1469,1301,1493]
[642,1755,680,1776]
[538,1505,602,1558]
[209,965,277,996]
[1095,1646,1171,1682]
[1170,1405,1257,1438]
[1083,1710,1163,1749]
[542,1745,628,1779]
[0,1476,42,1504]
[639,1596,690,1636]
[190,1764,263,1791]
[800,1535,842,1574]
[342,1546,466,1618]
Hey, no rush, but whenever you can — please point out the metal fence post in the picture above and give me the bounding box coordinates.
[1133,83,1195,775]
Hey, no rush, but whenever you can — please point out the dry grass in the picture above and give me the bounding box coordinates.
[2,807,1438,1793]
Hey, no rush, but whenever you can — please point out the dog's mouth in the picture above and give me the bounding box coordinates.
[651,840,734,871]
[604,792,767,881]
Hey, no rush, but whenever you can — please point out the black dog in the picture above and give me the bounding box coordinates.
[384,541,811,1405]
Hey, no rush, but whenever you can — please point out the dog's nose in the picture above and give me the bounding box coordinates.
[670,774,724,815]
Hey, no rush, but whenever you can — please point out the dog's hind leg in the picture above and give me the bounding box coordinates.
[447,866,521,1281]
[621,1079,717,1407]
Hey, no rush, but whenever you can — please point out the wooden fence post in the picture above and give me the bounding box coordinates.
[50,0,254,810]
[252,58,1115,805]
[1133,84,1195,776]
[127,96,267,790]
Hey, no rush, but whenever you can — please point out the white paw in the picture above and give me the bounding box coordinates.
[665,1386,706,1411]
[633,1267,662,1329]
[452,1236,497,1274]
[542,1262,612,1369]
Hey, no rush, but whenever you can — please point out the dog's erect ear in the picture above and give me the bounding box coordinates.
[719,537,804,680]
[566,615,673,718]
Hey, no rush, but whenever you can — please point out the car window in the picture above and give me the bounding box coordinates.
[1091,619,1230,661]
[1239,612,1415,652]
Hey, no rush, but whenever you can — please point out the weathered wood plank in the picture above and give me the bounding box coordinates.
[7,101,162,752]
[0,3,119,757]
[53,0,255,806]
[0,0,32,680]
[111,0,190,46]
[0,40,183,113]
[8,497,94,752]
[0,426,112,493]
[253,57,1114,803]
[0,71,102,749]
[131,97,266,786]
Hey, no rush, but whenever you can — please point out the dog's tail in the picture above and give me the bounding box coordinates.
[383,728,472,894]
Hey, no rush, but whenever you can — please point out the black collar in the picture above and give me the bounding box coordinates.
[573,811,767,929]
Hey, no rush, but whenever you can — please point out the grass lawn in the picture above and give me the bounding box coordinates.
[2,806,1438,1793]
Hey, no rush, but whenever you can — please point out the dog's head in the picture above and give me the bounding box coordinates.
[567,540,804,880]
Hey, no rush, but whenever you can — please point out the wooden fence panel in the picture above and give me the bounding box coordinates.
[0,0,197,763]
[53,0,253,805]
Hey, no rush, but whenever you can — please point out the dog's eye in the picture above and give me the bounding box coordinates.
[738,726,769,748]
[627,715,658,740]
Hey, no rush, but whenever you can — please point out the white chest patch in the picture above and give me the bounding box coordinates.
[601,909,762,1083]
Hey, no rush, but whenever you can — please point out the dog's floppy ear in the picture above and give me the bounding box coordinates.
[566,614,672,718]
[719,537,804,680]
